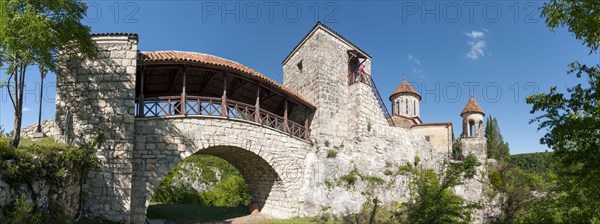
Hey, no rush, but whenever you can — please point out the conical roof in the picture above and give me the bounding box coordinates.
[389,78,421,100]
[461,97,484,116]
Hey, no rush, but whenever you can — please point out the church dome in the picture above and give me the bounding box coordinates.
[461,97,484,116]
[389,79,421,101]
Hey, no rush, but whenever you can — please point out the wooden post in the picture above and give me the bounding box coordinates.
[138,67,145,117]
[304,108,310,139]
[255,85,261,123]
[283,99,288,133]
[181,66,187,115]
[221,73,228,117]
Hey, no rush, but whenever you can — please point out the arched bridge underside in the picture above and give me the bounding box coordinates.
[130,116,312,223]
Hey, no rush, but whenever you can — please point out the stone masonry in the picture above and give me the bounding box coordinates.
[56,34,137,222]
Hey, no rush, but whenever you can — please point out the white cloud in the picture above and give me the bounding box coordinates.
[23,107,31,112]
[466,30,485,39]
[465,30,487,60]
[408,54,421,65]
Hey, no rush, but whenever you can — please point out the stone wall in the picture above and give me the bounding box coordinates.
[20,120,62,139]
[56,34,138,222]
[455,137,488,223]
[129,117,312,223]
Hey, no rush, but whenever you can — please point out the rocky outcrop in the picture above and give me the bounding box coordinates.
[20,120,61,139]
[0,159,82,221]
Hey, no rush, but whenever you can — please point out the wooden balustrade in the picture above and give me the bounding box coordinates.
[137,96,309,139]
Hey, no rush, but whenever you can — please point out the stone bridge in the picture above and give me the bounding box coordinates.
[130,117,311,222]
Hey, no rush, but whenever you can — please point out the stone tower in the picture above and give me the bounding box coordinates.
[459,97,486,160]
[282,22,387,143]
[56,33,138,222]
[461,97,485,138]
[389,77,421,118]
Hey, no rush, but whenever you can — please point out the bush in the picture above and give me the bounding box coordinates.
[326,150,337,158]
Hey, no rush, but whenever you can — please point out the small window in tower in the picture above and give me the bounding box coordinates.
[413,100,416,116]
[425,136,431,142]
[405,100,408,114]
[297,60,303,72]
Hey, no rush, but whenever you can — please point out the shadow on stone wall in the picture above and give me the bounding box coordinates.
[56,39,138,222]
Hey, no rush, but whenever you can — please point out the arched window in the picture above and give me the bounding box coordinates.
[469,120,476,137]
[405,98,409,115]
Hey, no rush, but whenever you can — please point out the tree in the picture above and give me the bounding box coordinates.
[397,154,481,224]
[0,0,97,147]
[485,116,510,162]
[525,0,600,222]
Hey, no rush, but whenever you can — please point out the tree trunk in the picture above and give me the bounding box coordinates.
[10,63,26,147]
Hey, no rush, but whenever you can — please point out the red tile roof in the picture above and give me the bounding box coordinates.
[139,51,316,108]
[390,79,421,100]
[461,97,484,116]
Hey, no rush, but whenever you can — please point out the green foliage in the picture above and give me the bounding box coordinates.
[458,154,481,179]
[152,154,251,207]
[324,180,333,189]
[396,157,480,224]
[510,152,554,174]
[488,162,546,223]
[398,169,474,224]
[0,136,98,187]
[6,194,35,224]
[542,0,600,52]
[451,138,464,160]
[413,155,420,167]
[339,168,360,189]
[485,116,510,161]
[326,149,337,158]
[0,0,97,147]
[0,0,97,71]
[324,140,330,147]
[338,167,384,190]
[525,1,600,222]
[397,162,413,175]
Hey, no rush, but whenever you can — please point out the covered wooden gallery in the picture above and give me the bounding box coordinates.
[136,51,316,140]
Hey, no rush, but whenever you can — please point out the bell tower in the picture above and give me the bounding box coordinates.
[459,96,486,161]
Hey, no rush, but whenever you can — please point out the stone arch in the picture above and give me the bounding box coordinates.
[129,117,311,223]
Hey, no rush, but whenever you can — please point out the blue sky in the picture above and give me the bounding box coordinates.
[1,1,598,154]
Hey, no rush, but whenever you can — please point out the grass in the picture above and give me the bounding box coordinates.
[18,137,65,148]
[146,204,249,223]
